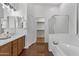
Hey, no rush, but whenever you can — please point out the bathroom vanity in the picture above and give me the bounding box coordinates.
[0,35,25,56]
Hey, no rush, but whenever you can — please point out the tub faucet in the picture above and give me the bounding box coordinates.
[53,41,58,45]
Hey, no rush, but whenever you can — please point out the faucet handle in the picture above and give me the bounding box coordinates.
[6,31,9,35]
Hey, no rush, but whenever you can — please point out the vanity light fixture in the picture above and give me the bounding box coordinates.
[4,3,16,11]
[13,8,16,11]
[4,3,10,6]
[9,5,13,9]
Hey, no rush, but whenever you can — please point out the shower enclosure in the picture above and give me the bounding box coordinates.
[48,15,69,34]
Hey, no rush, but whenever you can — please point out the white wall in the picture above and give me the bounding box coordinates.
[26,4,36,48]
[14,3,27,20]
[60,3,77,34]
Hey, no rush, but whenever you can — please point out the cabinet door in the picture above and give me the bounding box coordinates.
[12,40,18,56]
[0,43,12,56]
[22,36,25,48]
[17,36,25,55]
[17,37,23,55]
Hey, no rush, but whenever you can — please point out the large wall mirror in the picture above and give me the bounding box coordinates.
[48,15,69,34]
[7,16,16,29]
[0,17,5,34]
[15,16,26,29]
[7,16,26,29]
[16,16,23,29]
[0,16,26,34]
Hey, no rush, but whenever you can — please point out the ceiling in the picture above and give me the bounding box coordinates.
[12,3,62,10]
[29,3,62,7]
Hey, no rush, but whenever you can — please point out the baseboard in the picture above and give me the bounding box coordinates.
[24,41,36,49]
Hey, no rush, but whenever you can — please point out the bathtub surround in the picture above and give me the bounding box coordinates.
[49,34,79,56]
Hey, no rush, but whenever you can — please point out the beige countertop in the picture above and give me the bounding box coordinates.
[0,29,26,46]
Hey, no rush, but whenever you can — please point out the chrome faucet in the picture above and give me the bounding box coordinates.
[53,41,58,45]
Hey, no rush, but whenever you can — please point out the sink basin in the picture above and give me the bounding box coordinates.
[0,37,11,40]
[0,34,11,40]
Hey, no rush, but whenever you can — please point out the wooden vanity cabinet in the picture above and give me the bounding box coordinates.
[0,36,25,56]
[0,43,12,56]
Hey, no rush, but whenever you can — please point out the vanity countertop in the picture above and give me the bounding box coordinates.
[0,29,26,46]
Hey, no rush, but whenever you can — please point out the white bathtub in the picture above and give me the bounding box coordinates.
[49,34,79,56]
[51,42,79,56]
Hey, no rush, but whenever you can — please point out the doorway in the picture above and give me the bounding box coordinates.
[36,17,45,43]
